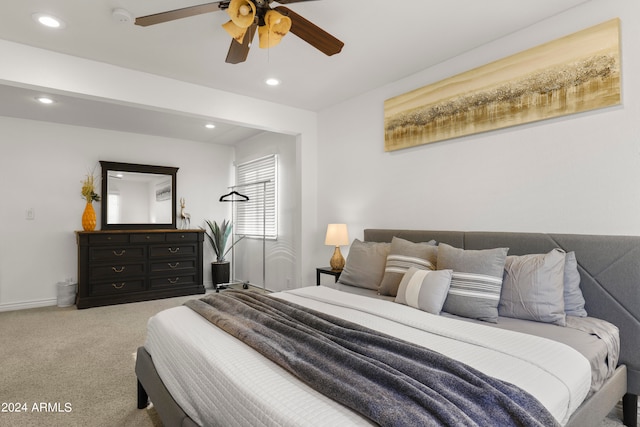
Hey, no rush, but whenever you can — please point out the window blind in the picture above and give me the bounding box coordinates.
[234,154,277,239]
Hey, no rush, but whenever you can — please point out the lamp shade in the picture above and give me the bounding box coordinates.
[325,224,349,246]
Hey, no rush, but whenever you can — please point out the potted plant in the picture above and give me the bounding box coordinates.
[204,219,245,287]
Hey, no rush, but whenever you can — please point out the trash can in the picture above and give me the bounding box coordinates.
[57,281,77,307]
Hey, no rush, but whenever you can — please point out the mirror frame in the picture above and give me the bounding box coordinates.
[100,161,179,230]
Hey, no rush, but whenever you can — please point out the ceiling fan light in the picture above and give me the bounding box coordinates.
[222,20,248,43]
[258,10,291,49]
[226,0,256,28]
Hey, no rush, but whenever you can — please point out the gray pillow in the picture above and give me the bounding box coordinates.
[378,237,438,297]
[499,249,567,326]
[395,267,453,314]
[438,243,508,323]
[563,251,587,317]
[337,239,390,290]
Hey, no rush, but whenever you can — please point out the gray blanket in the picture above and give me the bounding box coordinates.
[185,291,559,427]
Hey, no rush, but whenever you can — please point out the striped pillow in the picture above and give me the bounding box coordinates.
[378,237,438,296]
[395,268,453,314]
[437,243,509,323]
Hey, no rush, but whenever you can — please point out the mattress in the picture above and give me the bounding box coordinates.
[145,286,597,426]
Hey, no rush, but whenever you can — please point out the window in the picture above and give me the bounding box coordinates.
[234,154,277,239]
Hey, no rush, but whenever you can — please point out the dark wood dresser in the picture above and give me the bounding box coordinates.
[76,229,205,309]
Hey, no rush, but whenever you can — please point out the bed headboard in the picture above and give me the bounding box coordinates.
[364,229,640,395]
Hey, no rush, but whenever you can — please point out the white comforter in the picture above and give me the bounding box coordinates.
[145,287,591,426]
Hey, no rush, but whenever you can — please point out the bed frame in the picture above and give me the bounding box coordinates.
[136,229,640,427]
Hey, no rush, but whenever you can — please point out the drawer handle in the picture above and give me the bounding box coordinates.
[112,282,126,289]
[112,266,126,273]
[113,250,126,256]
[146,235,151,240]
[168,247,180,254]
[168,262,180,269]
[168,277,180,284]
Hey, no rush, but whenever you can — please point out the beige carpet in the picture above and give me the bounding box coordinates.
[0,291,634,427]
[0,294,194,427]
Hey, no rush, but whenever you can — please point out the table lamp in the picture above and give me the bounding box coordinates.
[325,224,349,270]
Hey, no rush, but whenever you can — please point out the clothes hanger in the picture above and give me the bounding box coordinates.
[219,190,249,202]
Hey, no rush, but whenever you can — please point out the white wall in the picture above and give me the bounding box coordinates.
[0,117,234,309]
[0,36,317,309]
[315,0,640,264]
[233,132,298,292]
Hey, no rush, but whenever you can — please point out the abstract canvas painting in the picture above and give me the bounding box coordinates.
[384,19,621,152]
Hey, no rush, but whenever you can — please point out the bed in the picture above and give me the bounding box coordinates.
[135,229,640,427]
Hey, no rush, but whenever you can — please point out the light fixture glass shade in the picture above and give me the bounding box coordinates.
[325,224,349,246]
[258,10,291,49]
[222,20,249,43]
[222,0,256,42]
[227,0,256,27]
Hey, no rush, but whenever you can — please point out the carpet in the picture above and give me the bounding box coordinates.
[0,294,194,427]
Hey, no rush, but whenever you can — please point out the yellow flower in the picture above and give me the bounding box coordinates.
[81,174,101,203]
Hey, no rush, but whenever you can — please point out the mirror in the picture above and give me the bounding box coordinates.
[100,161,178,230]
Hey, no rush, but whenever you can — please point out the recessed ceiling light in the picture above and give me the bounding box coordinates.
[36,96,54,104]
[205,123,216,129]
[32,13,66,29]
[265,78,280,86]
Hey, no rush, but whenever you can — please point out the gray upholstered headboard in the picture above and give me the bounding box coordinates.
[364,229,640,396]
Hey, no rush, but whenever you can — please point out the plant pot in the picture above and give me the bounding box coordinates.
[211,261,230,286]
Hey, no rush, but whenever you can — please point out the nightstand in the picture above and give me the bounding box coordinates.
[316,267,342,286]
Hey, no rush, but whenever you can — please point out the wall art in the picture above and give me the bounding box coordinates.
[384,19,621,152]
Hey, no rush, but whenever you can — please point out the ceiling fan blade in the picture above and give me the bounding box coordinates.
[135,1,227,27]
[274,6,343,56]
[226,23,257,64]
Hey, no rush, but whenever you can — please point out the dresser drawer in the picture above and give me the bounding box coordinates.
[90,246,146,262]
[150,259,196,274]
[91,279,146,296]
[150,275,197,290]
[131,233,166,243]
[90,263,146,280]
[149,244,197,258]
[89,234,130,245]
[166,232,199,242]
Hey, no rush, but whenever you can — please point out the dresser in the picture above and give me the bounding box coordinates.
[76,229,205,309]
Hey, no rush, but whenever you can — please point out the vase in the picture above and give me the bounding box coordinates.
[82,202,96,231]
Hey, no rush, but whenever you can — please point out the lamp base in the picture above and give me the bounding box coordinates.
[329,246,345,271]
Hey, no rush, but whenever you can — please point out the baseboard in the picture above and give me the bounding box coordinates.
[0,298,58,312]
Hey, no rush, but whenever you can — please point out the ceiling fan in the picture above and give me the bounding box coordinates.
[135,0,344,64]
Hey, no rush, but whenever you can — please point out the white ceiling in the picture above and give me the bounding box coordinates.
[0,0,591,144]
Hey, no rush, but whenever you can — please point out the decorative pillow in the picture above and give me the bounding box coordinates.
[563,251,587,317]
[438,243,508,323]
[395,268,453,314]
[378,237,438,297]
[499,249,567,326]
[337,239,390,290]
